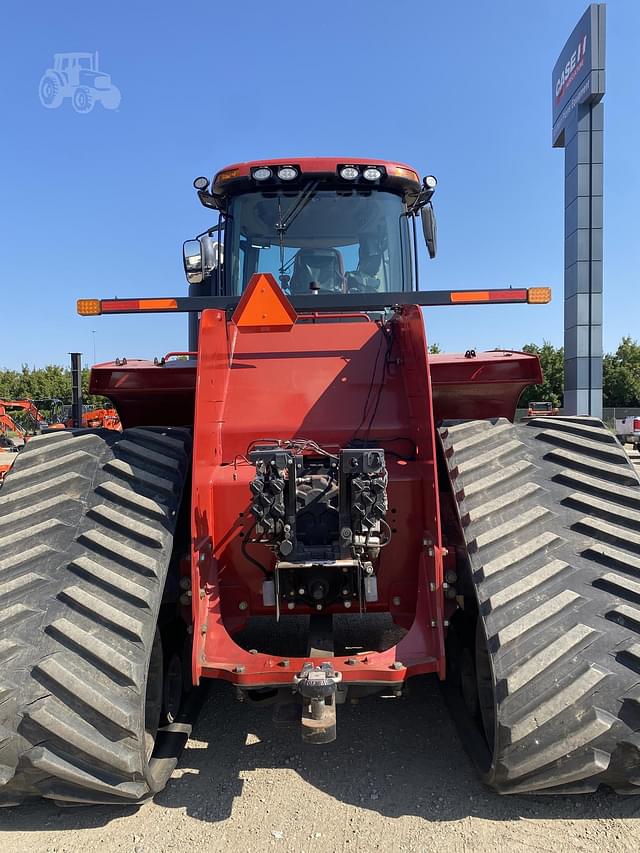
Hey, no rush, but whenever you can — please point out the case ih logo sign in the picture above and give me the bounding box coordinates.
[555,34,588,104]
[552,3,605,146]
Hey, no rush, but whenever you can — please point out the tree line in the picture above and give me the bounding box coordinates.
[1,337,638,410]
[520,337,640,408]
[0,365,106,409]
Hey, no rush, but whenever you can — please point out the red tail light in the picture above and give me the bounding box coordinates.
[633,418,640,431]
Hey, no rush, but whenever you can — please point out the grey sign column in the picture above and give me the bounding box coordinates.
[552,4,606,417]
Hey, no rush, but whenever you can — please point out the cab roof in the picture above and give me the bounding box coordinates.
[210,157,423,201]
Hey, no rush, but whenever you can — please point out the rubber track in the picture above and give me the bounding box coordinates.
[439,417,640,794]
[0,427,191,805]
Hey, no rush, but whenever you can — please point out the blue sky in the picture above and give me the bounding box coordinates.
[1,0,638,369]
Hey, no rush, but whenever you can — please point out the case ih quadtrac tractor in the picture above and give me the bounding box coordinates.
[2,157,640,806]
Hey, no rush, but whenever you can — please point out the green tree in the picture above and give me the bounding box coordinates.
[0,365,108,409]
[518,341,564,408]
[603,337,640,407]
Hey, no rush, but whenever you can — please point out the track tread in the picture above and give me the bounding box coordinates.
[440,416,640,794]
[0,426,191,805]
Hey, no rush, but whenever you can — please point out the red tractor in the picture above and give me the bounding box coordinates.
[527,400,559,417]
[2,157,639,807]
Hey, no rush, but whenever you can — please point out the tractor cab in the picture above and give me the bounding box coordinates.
[182,159,438,308]
[52,52,96,80]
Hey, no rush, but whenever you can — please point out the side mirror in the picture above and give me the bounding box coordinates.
[421,204,437,259]
[183,236,221,285]
[183,240,204,284]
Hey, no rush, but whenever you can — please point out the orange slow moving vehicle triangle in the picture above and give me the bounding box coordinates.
[232,273,298,332]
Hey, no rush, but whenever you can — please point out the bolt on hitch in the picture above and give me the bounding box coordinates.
[293,662,343,744]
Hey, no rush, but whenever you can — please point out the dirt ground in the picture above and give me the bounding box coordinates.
[2,677,640,853]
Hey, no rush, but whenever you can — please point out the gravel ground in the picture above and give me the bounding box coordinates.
[2,677,640,853]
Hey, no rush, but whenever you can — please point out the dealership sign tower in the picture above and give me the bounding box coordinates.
[553,3,606,417]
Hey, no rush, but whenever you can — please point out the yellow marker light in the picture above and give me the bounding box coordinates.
[527,287,552,304]
[215,168,240,183]
[77,299,102,316]
[391,166,420,182]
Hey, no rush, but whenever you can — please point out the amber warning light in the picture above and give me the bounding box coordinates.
[527,287,552,304]
[77,299,102,316]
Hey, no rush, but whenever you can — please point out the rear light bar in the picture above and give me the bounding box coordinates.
[449,287,551,305]
[77,287,551,316]
[78,298,178,316]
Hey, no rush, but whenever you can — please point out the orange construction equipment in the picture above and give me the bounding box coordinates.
[0,399,64,432]
[0,405,25,482]
[0,398,120,484]
[0,399,65,483]
[60,405,122,430]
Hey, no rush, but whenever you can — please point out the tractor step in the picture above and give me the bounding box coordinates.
[439,416,640,795]
[0,426,192,806]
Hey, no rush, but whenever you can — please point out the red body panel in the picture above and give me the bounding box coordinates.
[430,352,542,420]
[89,314,541,689]
[91,349,541,429]
[90,359,196,427]
[188,307,444,686]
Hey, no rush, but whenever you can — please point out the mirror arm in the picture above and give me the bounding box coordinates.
[197,189,225,212]
[195,218,226,241]
[407,187,435,216]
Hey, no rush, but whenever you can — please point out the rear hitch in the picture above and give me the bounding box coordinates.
[293,662,342,744]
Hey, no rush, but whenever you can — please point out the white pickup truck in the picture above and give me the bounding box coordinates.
[615,416,640,450]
